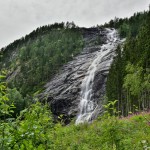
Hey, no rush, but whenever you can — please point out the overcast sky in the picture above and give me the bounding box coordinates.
[0,0,149,49]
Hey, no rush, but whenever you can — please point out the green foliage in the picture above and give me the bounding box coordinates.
[6,88,25,117]
[1,23,83,96]
[0,75,54,149]
[50,113,150,150]
[0,73,15,118]
[106,11,150,116]
[0,75,150,149]
[10,102,54,150]
[103,100,119,116]
[0,73,15,150]
[123,63,143,96]
[0,102,54,150]
[119,23,130,38]
[103,11,149,38]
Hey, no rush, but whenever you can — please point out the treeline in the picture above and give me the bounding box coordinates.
[102,11,149,38]
[0,22,79,68]
[0,22,77,54]
[106,10,150,116]
[0,22,83,96]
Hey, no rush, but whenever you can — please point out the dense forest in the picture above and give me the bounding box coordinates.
[1,22,83,96]
[0,22,84,115]
[0,9,150,150]
[106,10,150,116]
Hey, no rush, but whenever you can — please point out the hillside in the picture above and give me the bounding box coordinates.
[0,22,83,96]
[0,9,150,150]
[1,10,150,120]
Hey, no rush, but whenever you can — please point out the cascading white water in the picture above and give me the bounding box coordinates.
[75,28,119,124]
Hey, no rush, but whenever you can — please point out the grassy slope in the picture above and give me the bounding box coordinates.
[51,113,150,150]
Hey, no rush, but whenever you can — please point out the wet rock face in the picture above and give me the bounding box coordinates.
[40,28,121,123]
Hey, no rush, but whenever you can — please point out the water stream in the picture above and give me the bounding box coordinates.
[75,28,119,124]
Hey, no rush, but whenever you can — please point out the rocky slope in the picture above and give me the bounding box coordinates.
[40,27,123,123]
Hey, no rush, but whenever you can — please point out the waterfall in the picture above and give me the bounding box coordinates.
[75,28,119,124]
